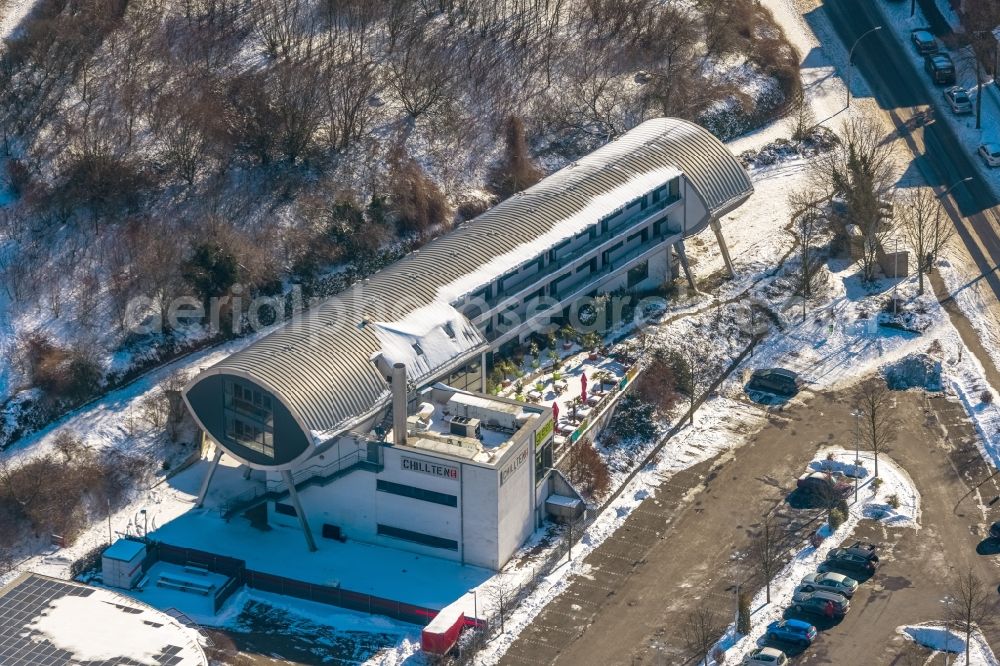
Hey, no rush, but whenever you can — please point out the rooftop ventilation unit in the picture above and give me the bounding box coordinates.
[448,415,481,439]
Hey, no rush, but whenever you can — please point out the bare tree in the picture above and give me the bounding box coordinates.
[750,513,782,604]
[853,378,897,478]
[484,574,518,634]
[947,567,994,666]
[899,186,953,295]
[682,607,724,666]
[789,188,827,302]
[387,28,456,118]
[817,116,897,282]
[789,85,815,141]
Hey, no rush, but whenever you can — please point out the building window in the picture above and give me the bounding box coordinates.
[669,178,680,199]
[377,480,458,507]
[627,261,649,288]
[224,414,274,458]
[274,502,296,516]
[224,379,275,459]
[377,524,458,551]
[225,380,273,422]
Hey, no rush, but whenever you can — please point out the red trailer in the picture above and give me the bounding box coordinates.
[421,607,466,656]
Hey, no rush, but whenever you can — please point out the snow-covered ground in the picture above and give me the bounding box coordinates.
[719,448,920,662]
[3,1,1000,664]
[899,622,999,666]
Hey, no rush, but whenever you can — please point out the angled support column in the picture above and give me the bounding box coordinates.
[709,217,735,278]
[195,447,224,508]
[674,240,698,293]
[282,469,317,552]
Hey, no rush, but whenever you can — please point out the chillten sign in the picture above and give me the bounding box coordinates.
[401,456,459,480]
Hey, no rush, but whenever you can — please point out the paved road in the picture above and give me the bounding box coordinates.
[820,0,1000,301]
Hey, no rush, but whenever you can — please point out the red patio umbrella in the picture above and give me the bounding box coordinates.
[552,401,560,422]
[580,373,588,404]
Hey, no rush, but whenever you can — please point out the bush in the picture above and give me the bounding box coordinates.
[607,394,657,444]
[21,334,103,404]
[829,507,847,531]
[388,155,449,235]
[491,116,542,198]
[982,390,993,405]
[563,438,610,499]
[886,493,900,510]
[872,477,883,492]
[635,352,681,413]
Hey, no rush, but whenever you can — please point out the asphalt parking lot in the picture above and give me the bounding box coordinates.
[500,386,1000,665]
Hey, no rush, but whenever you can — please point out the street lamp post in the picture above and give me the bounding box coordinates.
[893,237,899,315]
[853,410,861,504]
[847,26,883,108]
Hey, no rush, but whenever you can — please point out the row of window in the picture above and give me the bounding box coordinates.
[376,480,458,507]
[377,524,458,551]
[224,414,274,458]
[470,177,680,310]
[225,380,274,423]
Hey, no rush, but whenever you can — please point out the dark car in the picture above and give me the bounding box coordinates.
[989,520,1000,540]
[818,546,879,574]
[911,29,938,55]
[765,618,818,646]
[925,54,956,85]
[747,368,799,397]
[797,471,852,498]
[791,590,850,619]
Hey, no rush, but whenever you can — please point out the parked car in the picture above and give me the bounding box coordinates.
[924,54,956,85]
[943,86,973,114]
[746,368,799,397]
[791,589,850,619]
[765,618,818,646]
[796,471,852,497]
[744,647,788,666]
[911,29,938,55]
[979,143,1000,168]
[798,571,859,598]
[818,545,879,574]
[988,520,1000,539]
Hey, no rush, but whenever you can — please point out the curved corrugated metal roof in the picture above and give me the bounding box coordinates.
[186,118,752,439]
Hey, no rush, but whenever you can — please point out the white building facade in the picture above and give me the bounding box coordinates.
[183,117,753,571]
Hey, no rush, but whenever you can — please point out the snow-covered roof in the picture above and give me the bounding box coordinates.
[0,573,208,666]
[371,302,487,387]
[102,538,146,562]
[188,118,752,441]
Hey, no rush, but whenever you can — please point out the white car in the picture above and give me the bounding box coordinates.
[979,143,1000,167]
[943,86,972,114]
[744,647,788,666]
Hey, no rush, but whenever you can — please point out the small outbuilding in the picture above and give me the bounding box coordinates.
[102,538,147,590]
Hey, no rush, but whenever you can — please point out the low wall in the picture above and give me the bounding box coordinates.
[142,539,437,625]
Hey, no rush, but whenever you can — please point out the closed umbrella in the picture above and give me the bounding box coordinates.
[552,401,560,422]
[580,372,588,404]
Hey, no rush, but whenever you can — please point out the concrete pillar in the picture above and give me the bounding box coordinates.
[709,218,735,278]
[480,349,488,392]
[195,447,224,508]
[665,244,676,284]
[674,240,698,293]
[282,469,317,552]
